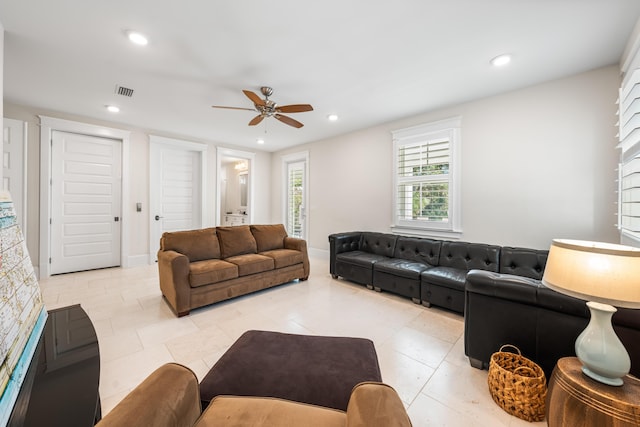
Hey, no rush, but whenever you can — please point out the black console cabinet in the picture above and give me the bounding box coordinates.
[8,304,101,426]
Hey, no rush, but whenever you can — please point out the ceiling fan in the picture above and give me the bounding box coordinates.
[212,86,313,128]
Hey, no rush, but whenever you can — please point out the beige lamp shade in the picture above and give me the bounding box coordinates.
[541,239,640,309]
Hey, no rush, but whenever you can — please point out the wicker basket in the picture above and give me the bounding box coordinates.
[487,344,547,422]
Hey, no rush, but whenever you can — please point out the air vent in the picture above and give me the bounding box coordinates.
[115,85,134,97]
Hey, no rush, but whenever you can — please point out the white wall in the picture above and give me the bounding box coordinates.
[273,66,621,251]
[2,104,272,266]
[0,22,4,179]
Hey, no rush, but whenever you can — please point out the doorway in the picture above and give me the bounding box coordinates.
[282,151,309,239]
[217,147,254,226]
[39,116,131,278]
[50,131,122,274]
[149,136,207,261]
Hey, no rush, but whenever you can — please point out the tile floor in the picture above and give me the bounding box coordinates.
[39,254,544,426]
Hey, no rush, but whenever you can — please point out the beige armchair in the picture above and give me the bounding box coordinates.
[97,363,412,427]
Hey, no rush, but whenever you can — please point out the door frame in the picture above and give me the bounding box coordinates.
[149,135,208,262]
[39,116,131,278]
[281,151,309,239]
[3,118,28,237]
[216,147,255,226]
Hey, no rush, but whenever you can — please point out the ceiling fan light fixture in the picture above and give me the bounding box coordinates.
[127,31,148,46]
[490,54,512,67]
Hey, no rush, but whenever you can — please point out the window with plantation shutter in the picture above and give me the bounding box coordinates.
[618,67,640,245]
[392,117,462,237]
[287,161,305,238]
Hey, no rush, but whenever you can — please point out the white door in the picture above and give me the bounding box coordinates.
[3,118,27,231]
[50,131,122,274]
[150,141,203,260]
[285,159,307,239]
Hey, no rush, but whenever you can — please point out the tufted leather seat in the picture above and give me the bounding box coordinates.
[333,232,397,287]
[372,237,441,302]
[420,242,500,312]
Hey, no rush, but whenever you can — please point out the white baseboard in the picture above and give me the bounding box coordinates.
[126,254,152,268]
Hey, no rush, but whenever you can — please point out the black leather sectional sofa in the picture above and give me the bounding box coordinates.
[328,231,640,379]
[329,231,546,313]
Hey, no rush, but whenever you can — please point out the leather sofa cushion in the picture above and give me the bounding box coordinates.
[393,237,441,265]
[260,249,304,269]
[226,254,274,276]
[374,258,431,280]
[360,232,397,257]
[438,241,500,272]
[189,259,239,287]
[336,251,389,268]
[465,270,540,305]
[197,396,346,427]
[421,266,467,290]
[216,226,258,259]
[251,224,288,252]
[499,246,548,279]
[161,228,221,262]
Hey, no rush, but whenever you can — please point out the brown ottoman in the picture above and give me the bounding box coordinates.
[199,330,382,411]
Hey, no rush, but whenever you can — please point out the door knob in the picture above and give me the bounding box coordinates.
[155,215,163,221]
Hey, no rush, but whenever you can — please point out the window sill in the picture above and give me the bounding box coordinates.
[390,225,463,240]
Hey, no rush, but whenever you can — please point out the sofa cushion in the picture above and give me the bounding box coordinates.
[197,396,346,427]
[189,259,239,287]
[260,249,304,269]
[226,254,275,276]
[216,226,258,259]
[499,247,548,279]
[336,251,389,268]
[393,237,441,265]
[438,241,500,272]
[360,232,397,257]
[374,258,431,280]
[161,228,221,262]
[421,266,467,290]
[250,224,288,252]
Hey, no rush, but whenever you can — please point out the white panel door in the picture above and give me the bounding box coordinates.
[2,118,26,231]
[50,131,122,274]
[150,142,202,260]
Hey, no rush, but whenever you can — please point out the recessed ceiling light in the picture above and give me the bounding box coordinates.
[106,105,120,113]
[127,31,148,46]
[327,114,339,122]
[490,54,511,67]
[257,138,265,145]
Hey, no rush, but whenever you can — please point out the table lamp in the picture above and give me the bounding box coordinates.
[541,239,640,386]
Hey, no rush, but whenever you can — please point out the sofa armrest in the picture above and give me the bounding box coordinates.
[345,382,412,427]
[284,236,310,279]
[96,363,201,427]
[157,249,192,316]
[328,232,363,275]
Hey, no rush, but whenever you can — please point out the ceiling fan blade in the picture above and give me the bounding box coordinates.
[276,104,314,113]
[275,114,304,128]
[248,115,265,126]
[211,105,256,111]
[243,90,266,106]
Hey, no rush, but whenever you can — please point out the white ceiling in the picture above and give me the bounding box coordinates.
[2,1,640,152]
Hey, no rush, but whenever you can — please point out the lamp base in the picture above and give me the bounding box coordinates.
[575,301,630,387]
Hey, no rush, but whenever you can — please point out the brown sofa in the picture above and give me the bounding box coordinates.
[96,363,412,427]
[158,224,310,316]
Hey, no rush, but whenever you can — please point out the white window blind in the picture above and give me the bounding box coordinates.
[618,68,640,244]
[287,162,304,238]
[392,117,461,237]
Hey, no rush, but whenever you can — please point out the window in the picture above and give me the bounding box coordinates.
[618,68,640,245]
[391,117,461,237]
